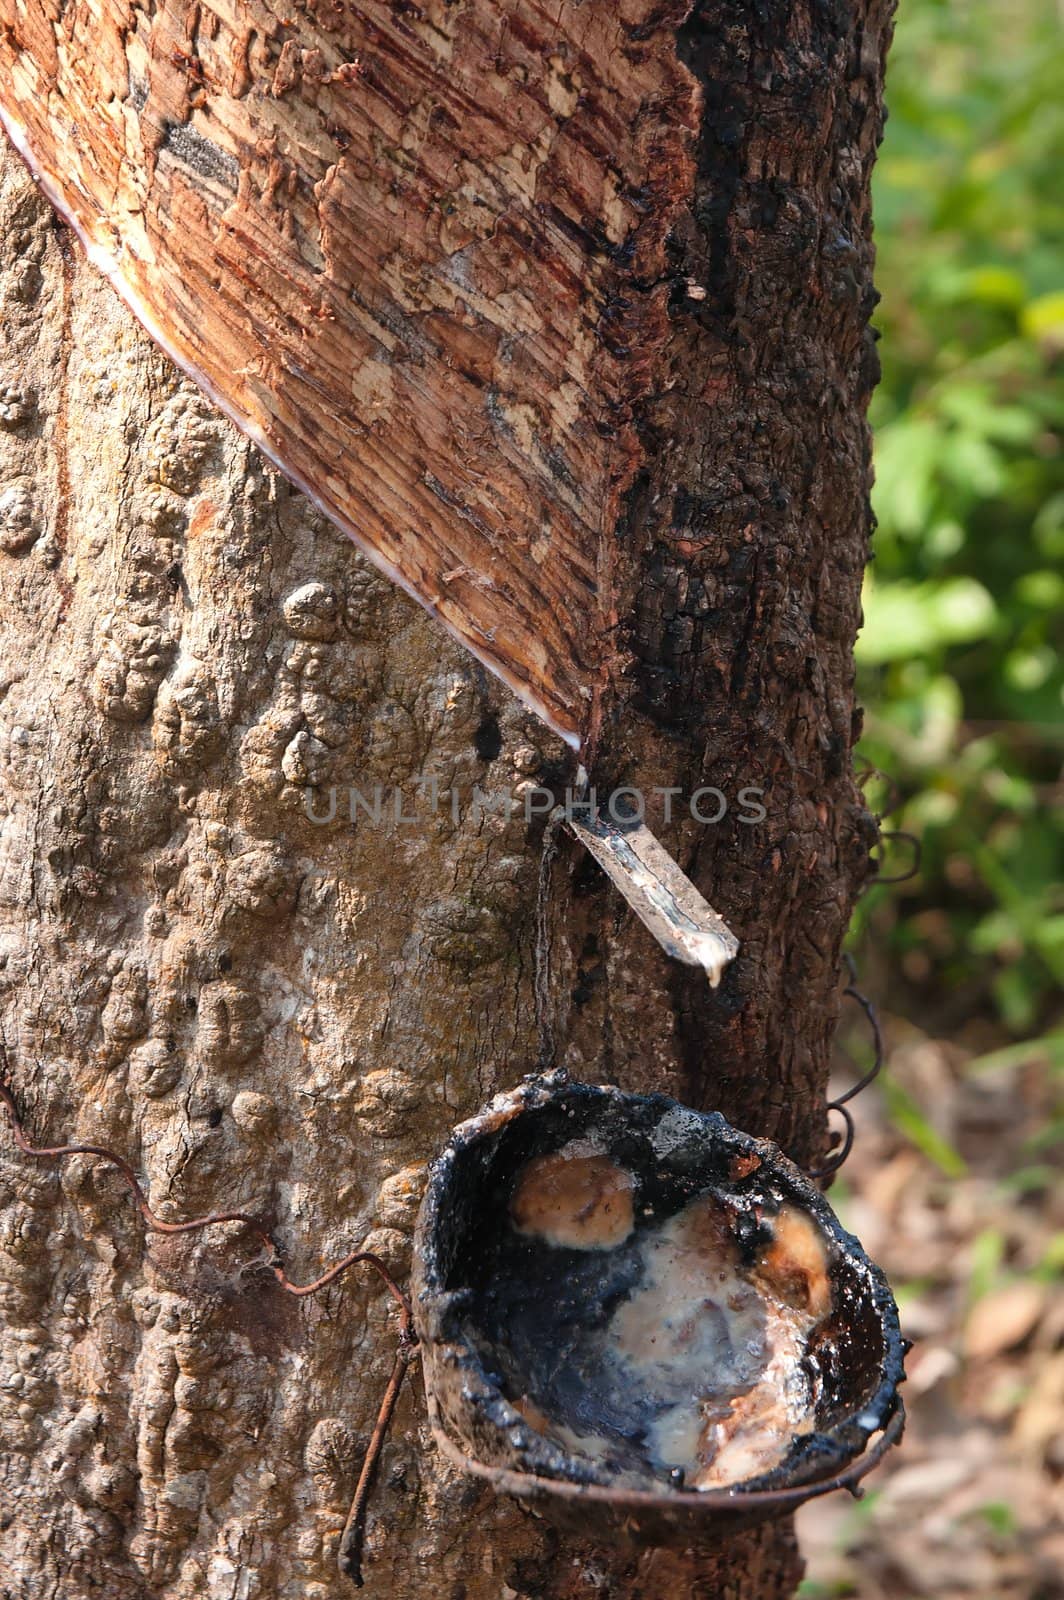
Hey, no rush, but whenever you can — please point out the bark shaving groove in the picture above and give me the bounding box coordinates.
[0,0,892,1593]
[0,0,705,743]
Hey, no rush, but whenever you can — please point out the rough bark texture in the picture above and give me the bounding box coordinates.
[0,0,893,1594]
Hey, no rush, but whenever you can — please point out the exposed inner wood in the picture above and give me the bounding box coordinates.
[0,0,701,746]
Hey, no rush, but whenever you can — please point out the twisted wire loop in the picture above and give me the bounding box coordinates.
[0,1059,414,1588]
[855,757,903,822]
[806,764,916,1179]
[806,955,885,1182]
[855,759,922,885]
[872,828,922,885]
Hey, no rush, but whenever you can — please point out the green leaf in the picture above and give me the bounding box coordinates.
[1022,289,1064,340]
[857,577,998,663]
[881,1078,968,1177]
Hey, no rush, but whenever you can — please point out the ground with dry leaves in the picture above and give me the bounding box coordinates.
[797,1006,1063,1599]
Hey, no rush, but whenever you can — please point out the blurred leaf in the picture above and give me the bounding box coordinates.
[955,267,1027,309]
[858,577,998,663]
[881,1078,968,1177]
[968,1226,1006,1303]
[965,1280,1045,1358]
[1014,570,1064,609]
[1038,1233,1064,1278]
[968,1030,1064,1072]
[1022,290,1064,341]
[976,1502,1018,1538]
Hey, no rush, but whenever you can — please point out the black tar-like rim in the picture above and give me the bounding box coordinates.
[413,1073,906,1528]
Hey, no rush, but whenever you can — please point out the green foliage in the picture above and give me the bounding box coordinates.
[879,1078,968,1177]
[855,0,1064,1033]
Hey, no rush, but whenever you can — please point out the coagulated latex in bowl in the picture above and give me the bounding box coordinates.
[413,1073,905,1542]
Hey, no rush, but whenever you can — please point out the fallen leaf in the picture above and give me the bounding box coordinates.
[964,1281,1046,1361]
[1012,1350,1064,1452]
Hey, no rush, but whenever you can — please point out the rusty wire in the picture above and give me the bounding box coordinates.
[432,1390,907,1523]
[855,758,922,886]
[855,756,903,822]
[338,1338,418,1585]
[804,764,921,1180]
[0,1059,414,1587]
[806,955,886,1182]
[873,828,923,885]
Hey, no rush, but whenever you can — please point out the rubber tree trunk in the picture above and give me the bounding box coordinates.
[0,0,892,1593]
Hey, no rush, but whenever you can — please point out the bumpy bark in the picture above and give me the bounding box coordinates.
[0,0,892,1594]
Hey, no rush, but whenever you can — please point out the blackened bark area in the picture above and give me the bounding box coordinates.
[563,0,893,1170]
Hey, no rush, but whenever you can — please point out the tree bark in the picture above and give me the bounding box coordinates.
[0,0,892,1595]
